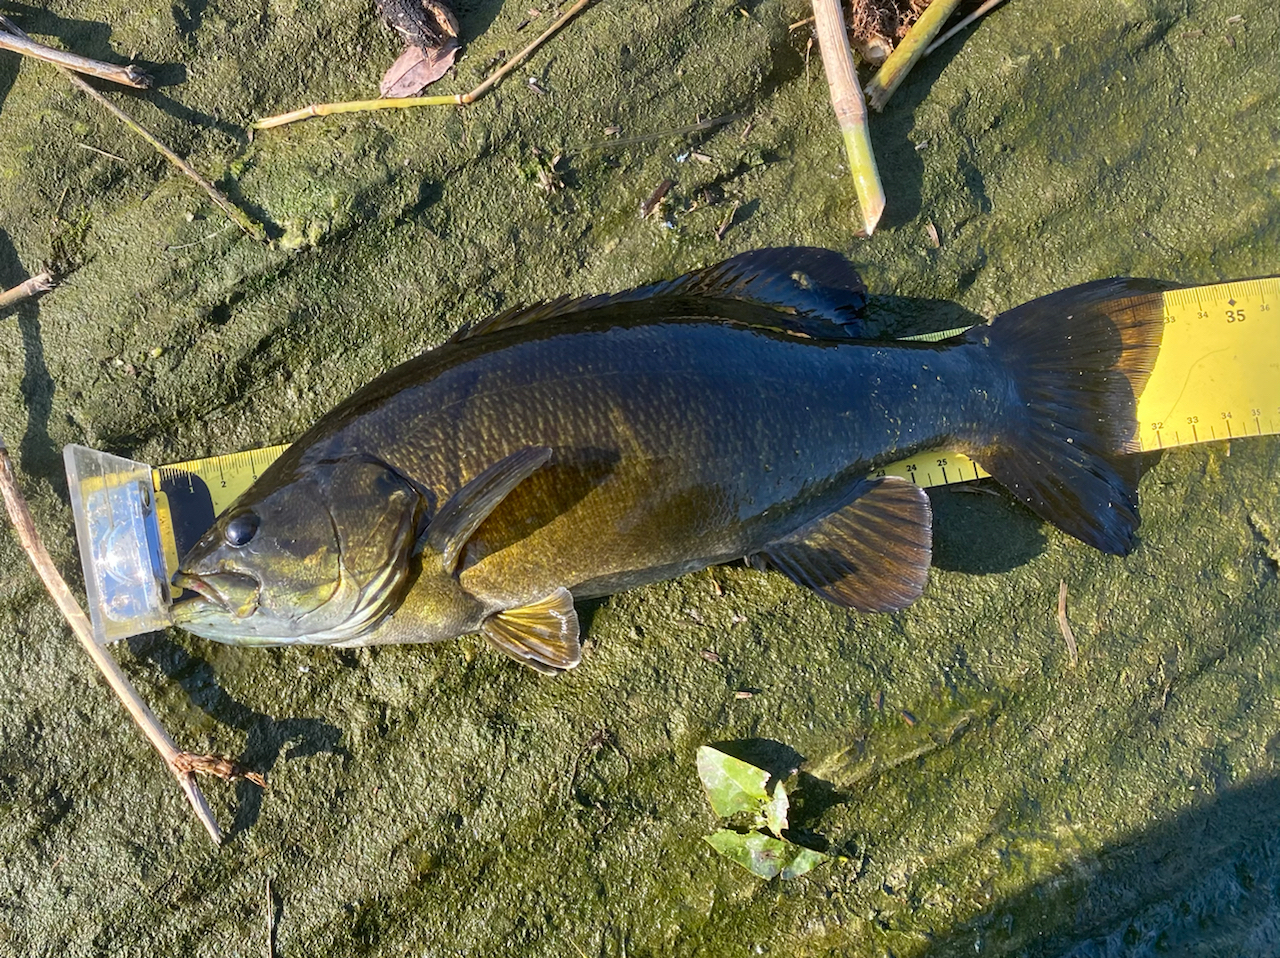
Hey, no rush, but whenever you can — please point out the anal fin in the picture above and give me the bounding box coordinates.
[481,587,581,674]
[757,477,933,612]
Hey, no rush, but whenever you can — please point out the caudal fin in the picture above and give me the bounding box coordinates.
[969,279,1167,555]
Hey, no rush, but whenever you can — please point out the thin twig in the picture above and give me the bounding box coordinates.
[864,0,964,112]
[464,0,595,102]
[254,0,596,130]
[0,271,55,310]
[0,434,246,845]
[925,0,1009,56]
[811,0,885,235]
[1057,579,1079,668]
[0,16,266,244]
[265,877,276,958]
[67,79,268,242]
[715,200,740,242]
[76,142,128,163]
[0,20,152,88]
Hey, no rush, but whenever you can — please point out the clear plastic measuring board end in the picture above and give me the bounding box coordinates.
[63,444,172,644]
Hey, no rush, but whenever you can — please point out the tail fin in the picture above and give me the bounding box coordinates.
[969,279,1167,555]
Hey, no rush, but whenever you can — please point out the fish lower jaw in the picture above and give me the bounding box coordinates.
[169,597,300,647]
[172,571,261,618]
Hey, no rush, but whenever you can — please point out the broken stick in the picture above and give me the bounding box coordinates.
[0,20,152,88]
[0,271,55,311]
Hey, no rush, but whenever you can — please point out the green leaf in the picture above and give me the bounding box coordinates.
[696,746,769,818]
[780,845,829,880]
[703,830,829,880]
[763,780,789,837]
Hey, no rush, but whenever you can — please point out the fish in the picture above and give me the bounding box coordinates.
[170,248,1165,673]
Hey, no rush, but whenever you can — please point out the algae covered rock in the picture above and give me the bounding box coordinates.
[1,0,1278,955]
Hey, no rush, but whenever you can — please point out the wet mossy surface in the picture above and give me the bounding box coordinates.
[2,0,1279,954]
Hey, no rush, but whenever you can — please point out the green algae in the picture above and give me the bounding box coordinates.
[2,0,1280,955]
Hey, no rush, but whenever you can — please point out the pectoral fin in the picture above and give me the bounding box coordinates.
[481,587,581,674]
[424,446,553,571]
[757,477,932,612]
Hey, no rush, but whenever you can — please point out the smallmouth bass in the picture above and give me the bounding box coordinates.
[171,248,1164,672]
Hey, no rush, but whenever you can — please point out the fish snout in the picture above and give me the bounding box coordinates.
[171,570,261,619]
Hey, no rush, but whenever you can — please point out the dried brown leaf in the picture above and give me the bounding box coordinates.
[380,38,459,97]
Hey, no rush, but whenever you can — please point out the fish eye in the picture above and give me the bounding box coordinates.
[224,511,260,547]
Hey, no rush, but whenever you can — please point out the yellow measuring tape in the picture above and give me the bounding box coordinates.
[149,278,1279,577]
[876,278,1279,485]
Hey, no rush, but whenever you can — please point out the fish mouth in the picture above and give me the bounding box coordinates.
[171,571,261,619]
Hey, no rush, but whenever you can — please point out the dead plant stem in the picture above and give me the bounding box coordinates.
[811,0,885,234]
[254,0,596,130]
[0,15,266,243]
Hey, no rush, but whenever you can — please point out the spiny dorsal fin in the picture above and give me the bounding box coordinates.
[424,446,552,571]
[481,587,581,674]
[757,477,933,612]
[450,247,868,342]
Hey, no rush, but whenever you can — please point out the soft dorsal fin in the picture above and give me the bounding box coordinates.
[481,587,581,674]
[450,247,869,342]
[424,446,552,571]
[756,476,933,612]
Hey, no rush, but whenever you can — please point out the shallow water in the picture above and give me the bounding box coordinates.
[1,0,1278,954]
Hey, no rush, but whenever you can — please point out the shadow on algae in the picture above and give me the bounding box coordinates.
[705,737,1280,957]
[933,772,1280,957]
